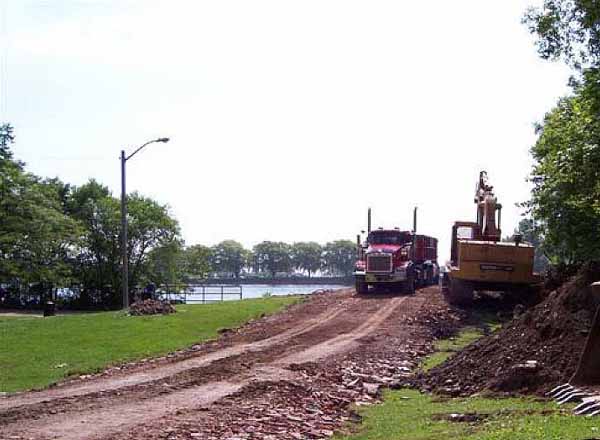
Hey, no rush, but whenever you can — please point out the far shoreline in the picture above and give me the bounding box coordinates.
[189,276,354,286]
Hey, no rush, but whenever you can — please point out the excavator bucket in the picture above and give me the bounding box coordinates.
[548,282,600,415]
[571,281,600,386]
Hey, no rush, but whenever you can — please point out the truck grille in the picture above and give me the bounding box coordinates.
[367,254,392,272]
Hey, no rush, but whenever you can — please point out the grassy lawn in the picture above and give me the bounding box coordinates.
[339,312,598,440]
[339,389,600,440]
[0,297,298,393]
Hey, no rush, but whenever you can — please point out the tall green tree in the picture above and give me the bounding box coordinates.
[142,242,212,286]
[144,240,185,287]
[67,180,180,307]
[0,125,82,297]
[524,1,600,69]
[0,123,16,160]
[66,180,121,305]
[322,240,356,276]
[291,242,322,277]
[523,2,600,265]
[183,244,213,280]
[211,240,247,278]
[527,71,600,264]
[127,193,180,288]
[252,241,292,278]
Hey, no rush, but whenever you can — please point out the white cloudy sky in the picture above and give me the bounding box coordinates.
[1,0,570,261]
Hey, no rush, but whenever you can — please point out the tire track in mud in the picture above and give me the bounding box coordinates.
[17,381,247,440]
[2,294,409,440]
[277,295,408,365]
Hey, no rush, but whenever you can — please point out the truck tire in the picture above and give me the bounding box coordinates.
[355,279,368,295]
[428,268,435,286]
[415,270,422,288]
[445,278,473,306]
[404,275,416,295]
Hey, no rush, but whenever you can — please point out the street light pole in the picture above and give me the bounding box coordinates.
[120,150,129,309]
[120,138,170,309]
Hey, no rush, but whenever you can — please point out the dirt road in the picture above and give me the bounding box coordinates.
[0,286,460,440]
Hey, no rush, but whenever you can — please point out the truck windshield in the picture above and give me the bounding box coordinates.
[368,232,411,245]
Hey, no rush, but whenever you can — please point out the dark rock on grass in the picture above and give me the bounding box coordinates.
[419,262,600,396]
[129,299,176,316]
[432,412,489,423]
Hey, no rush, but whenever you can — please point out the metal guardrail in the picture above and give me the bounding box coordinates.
[157,284,243,304]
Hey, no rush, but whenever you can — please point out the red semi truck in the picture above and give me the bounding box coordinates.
[353,208,439,294]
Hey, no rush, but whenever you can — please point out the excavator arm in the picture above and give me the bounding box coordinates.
[475,171,502,242]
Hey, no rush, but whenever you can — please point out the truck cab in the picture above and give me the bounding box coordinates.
[354,228,438,294]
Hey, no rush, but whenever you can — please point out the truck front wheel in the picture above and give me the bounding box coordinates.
[404,275,416,295]
[355,278,368,295]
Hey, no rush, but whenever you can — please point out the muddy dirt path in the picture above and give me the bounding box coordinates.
[1,286,458,440]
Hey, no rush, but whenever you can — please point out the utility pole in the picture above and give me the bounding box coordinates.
[120,150,129,309]
[120,138,170,309]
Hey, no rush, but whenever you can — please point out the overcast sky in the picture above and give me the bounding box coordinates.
[1,0,570,261]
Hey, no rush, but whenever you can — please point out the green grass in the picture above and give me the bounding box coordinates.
[422,311,503,372]
[0,297,298,392]
[338,389,600,440]
[421,327,485,371]
[339,312,598,440]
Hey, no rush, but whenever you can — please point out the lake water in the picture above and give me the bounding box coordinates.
[163,284,349,303]
[241,284,347,299]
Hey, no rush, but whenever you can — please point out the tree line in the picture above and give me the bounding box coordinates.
[521,1,600,266]
[0,128,355,308]
[149,239,357,284]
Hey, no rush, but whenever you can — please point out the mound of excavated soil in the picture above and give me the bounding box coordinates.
[129,299,176,316]
[419,262,600,396]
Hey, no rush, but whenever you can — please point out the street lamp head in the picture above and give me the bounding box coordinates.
[157,137,170,143]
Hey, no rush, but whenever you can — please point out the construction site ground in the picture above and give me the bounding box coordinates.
[0,286,461,440]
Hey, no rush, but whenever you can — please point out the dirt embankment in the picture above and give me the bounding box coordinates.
[419,263,600,397]
[1,286,463,440]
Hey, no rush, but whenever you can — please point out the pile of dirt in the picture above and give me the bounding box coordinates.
[129,299,176,316]
[418,262,600,396]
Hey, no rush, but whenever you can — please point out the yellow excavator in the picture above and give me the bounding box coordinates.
[443,171,600,411]
[443,171,540,305]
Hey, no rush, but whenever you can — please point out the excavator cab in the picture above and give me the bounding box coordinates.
[450,222,481,265]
